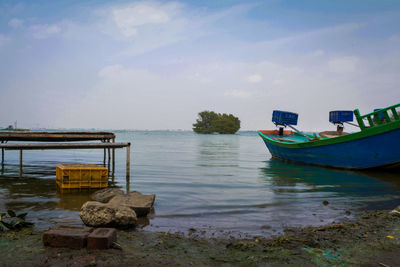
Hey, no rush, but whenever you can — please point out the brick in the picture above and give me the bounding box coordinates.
[87,228,117,250]
[43,226,93,249]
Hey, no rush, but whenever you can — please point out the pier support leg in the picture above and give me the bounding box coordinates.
[107,146,111,172]
[1,142,3,174]
[112,138,115,177]
[103,148,106,166]
[1,141,3,174]
[126,143,130,192]
[1,149,3,175]
[19,150,23,178]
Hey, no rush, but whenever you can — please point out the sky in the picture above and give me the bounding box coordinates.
[0,0,399,131]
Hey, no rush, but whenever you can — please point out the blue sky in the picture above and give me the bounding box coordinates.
[0,0,399,130]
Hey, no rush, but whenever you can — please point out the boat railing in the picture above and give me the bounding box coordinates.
[354,103,400,131]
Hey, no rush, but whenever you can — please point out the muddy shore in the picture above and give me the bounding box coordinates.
[1,210,400,266]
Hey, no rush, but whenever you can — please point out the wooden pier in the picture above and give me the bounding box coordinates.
[0,131,115,142]
[0,132,130,180]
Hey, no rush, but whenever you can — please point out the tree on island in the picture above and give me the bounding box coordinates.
[193,111,241,134]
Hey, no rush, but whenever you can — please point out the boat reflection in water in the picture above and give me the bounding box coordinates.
[260,159,400,212]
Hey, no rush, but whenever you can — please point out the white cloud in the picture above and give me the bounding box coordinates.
[1,2,399,130]
[98,64,124,77]
[247,74,263,83]
[86,1,194,57]
[252,23,364,51]
[112,2,176,37]
[8,18,23,28]
[273,79,285,85]
[0,34,11,47]
[30,24,61,39]
[225,90,253,98]
[86,2,256,58]
[311,50,325,57]
[328,56,359,73]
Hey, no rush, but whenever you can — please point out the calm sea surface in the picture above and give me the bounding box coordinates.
[1,130,400,237]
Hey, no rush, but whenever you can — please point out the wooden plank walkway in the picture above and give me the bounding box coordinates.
[0,131,115,142]
[0,142,129,150]
[0,132,130,180]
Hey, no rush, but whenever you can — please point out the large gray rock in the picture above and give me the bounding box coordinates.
[80,201,137,228]
[108,191,155,217]
[91,188,124,203]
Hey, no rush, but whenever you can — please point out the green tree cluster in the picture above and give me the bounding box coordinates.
[193,111,241,134]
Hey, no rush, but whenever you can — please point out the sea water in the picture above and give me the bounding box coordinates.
[0,130,399,236]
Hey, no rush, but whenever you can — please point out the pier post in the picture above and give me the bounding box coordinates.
[1,141,3,174]
[107,143,111,172]
[126,143,130,177]
[1,141,4,164]
[103,148,106,166]
[19,149,23,178]
[112,138,115,175]
[1,150,3,175]
[126,177,130,193]
[126,143,131,192]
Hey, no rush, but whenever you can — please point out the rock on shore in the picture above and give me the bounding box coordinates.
[108,191,156,217]
[81,189,156,228]
[90,188,124,203]
[80,201,137,228]
[390,205,400,216]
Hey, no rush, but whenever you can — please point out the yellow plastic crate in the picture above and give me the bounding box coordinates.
[56,164,108,191]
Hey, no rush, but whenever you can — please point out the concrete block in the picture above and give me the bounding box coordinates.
[43,226,93,249]
[87,228,117,250]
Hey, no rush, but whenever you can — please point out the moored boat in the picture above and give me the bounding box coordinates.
[258,103,400,169]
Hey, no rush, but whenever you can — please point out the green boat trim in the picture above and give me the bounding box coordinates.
[355,102,400,130]
[259,103,400,149]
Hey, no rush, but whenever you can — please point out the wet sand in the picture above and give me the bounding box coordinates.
[1,209,400,266]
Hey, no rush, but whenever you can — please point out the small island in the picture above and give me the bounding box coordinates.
[192,111,241,134]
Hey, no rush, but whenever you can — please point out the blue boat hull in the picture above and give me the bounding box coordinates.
[262,128,400,169]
